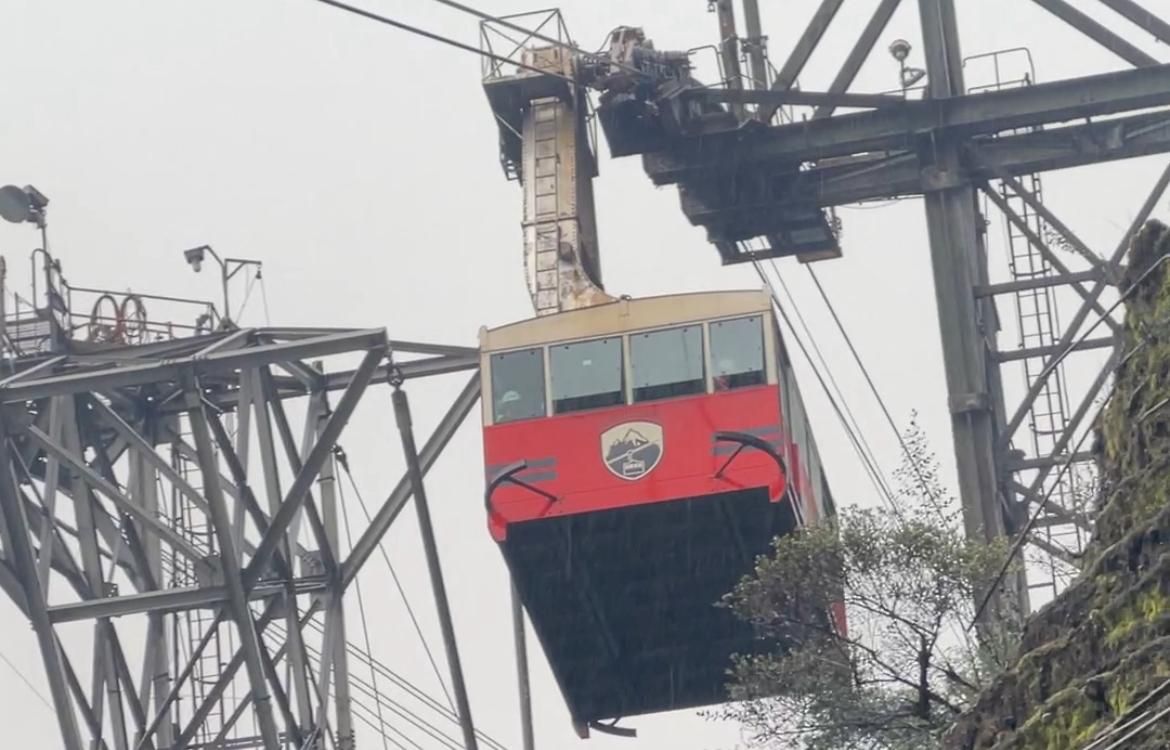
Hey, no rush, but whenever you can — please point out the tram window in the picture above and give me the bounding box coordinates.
[710,315,766,391]
[490,348,546,424]
[631,325,705,402]
[550,337,624,414]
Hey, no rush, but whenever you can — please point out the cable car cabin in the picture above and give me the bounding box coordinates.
[480,289,841,732]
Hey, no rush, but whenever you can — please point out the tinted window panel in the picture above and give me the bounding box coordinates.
[631,325,705,402]
[710,315,766,391]
[490,348,546,424]
[550,337,624,414]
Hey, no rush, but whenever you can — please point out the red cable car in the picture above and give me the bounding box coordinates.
[480,288,843,733]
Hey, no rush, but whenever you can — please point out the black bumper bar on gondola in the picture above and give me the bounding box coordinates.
[713,431,803,527]
[485,460,558,514]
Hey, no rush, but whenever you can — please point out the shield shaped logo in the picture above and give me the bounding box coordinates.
[601,421,664,481]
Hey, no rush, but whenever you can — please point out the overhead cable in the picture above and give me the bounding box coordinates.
[337,453,455,712]
[804,264,954,523]
[423,0,647,78]
[766,259,896,502]
[0,648,52,712]
[332,456,510,750]
[314,0,576,83]
[269,617,490,750]
[339,478,394,750]
[751,255,903,517]
[292,611,511,750]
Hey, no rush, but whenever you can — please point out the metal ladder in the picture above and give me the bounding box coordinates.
[1000,177,1086,600]
[529,98,564,317]
[966,48,1088,604]
[170,425,229,745]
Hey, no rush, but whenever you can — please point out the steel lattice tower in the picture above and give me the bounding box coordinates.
[5,2,1170,748]
[0,227,483,749]
[608,0,1170,620]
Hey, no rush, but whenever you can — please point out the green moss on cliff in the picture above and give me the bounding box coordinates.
[944,219,1170,750]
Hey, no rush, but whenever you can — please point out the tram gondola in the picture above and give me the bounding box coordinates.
[480,288,841,731]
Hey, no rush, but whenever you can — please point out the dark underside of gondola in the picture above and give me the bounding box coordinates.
[502,485,799,724]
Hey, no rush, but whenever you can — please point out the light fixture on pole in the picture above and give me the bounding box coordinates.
[0,184,48,228]
[181,245,262,328]
[0,184,51,261]
[888,39,926,91]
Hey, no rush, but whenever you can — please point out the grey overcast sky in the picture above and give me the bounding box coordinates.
[0,1,1165,748]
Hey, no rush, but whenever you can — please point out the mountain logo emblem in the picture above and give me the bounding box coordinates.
[600,421,664,481]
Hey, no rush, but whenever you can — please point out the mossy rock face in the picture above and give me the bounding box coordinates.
[945,220,1170,750]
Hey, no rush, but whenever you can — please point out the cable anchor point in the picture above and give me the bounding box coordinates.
[387,359,405,389]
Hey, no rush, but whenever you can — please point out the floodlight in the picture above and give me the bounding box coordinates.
[0,185,33,224]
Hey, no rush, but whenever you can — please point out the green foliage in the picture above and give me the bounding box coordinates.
[715,415,1019,750]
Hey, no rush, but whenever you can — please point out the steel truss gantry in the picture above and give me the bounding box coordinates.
[619,0,1170,618]
[0,253,484,749]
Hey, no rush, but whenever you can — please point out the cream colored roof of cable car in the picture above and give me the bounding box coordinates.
[479,288,772,351]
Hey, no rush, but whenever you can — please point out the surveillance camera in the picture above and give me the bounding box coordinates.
[889,39,912,63]
[23,185,49,211]
[183,246,206,273]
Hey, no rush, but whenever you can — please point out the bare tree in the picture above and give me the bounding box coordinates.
[714,415,1019,750]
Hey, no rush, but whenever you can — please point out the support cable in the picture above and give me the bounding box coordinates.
[805,264,956,523]
[267,618,465,750]
[296,617,509,750]
[338,478,393,750]
[0,648,53,711]
[795,262,984,659]
[330,454,509,750]
[234,273,260,324]
[766,259,896,502]
[336,452,455,712]
[258,274,272,326]
[760,253,988,705]
[344,695,413,750]
[314,0,577,83]
[300,616,511,750]
[422,0,646,78]
[751,257,903,517]
[1083,670,1170,749]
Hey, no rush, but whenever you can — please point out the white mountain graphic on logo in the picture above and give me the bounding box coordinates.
[600,422,664,480]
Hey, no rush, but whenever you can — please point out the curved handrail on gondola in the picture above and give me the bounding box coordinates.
[484,460,558,518]
[712,430,803,527]
[588,719,637,738]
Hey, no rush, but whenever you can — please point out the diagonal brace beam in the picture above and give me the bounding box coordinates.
[760,0,847,122]
[184,379,282,749]
[0,429,85,750]
[999,160,1170,448]
[341,372,480,589]
[1099,0,1170,44]
[980,184,1122,333]
[26,426,207,564]
[243,346,383,587]
[1030,0,1159,67]
[814,0,902,119]
[998,173,1116,280]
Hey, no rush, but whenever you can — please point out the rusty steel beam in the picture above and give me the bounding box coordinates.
[645,64,1170,184]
